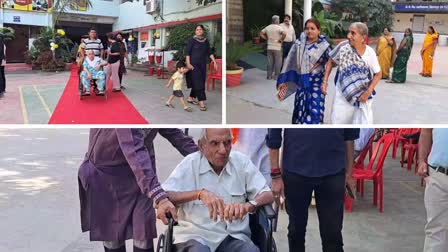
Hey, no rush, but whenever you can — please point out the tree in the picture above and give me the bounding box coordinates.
[331,0,394,36]
[166,23,209,61]
[0,27,15,41]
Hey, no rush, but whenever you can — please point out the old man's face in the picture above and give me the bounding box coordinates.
[199,129,232,170]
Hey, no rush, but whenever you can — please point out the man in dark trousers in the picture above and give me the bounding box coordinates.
[266,128,359,252]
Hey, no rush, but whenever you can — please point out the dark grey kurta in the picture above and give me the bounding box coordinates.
[78,128,198,241]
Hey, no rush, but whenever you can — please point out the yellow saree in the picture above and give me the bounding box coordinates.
[421,32,439,76]
[377,35,395,79]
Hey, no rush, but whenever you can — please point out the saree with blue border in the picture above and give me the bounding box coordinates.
[276,32,330,124]
[329,41,375,107]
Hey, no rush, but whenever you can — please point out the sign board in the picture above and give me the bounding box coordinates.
[140,32,149,41]
[13,16,21,23]
[395,3,448,13]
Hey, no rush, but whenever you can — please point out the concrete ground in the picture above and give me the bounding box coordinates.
[227,43,448,124]
[0,129,426,252]
[0,69,222,124]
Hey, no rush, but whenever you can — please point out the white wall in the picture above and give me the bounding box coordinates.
[2,9,50,26]
[65,0,120,17]
[392,32,448,46]
[113,0,221,31]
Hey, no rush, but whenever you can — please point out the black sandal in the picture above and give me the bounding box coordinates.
[187,99,199,105]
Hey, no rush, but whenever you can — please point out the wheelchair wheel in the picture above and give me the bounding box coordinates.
[156,233,165,252]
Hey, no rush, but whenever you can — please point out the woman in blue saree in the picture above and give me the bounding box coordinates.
[277,18,331,124]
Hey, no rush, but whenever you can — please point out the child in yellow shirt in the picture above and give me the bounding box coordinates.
[165,61,192,112]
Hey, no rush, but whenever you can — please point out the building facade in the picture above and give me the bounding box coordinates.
[1,0,222,63]
[392,0,448,44]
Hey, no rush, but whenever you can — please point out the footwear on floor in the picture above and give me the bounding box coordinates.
[187,99,199,105]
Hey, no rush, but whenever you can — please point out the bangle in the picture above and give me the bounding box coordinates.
[271,168,282,177]
[271,173,282,179]
[197,188,205,200]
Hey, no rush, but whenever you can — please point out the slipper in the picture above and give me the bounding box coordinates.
[385,80,394,83]
[199,106,207,111]
[184,107,193,112]
[187,100,199,105]
[165,103,174,108]
[112,89,121,92]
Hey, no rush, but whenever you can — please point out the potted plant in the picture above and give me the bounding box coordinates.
[250,26,261,44]
[27,27,74,72]
[226,39,263,87]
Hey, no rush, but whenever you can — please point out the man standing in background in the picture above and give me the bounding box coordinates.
[280,14,296,61]
[260,15,286,80]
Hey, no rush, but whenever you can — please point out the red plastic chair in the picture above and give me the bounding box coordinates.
[206,59,222,91]
[399,129,421,171]
[392,129,410,159]
[348,133,394,213]
[354,132,376,170]
[353,132,376,194]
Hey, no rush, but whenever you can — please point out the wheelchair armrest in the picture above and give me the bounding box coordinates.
[256,204,276,220]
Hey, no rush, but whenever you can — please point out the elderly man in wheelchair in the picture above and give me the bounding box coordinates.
[80,49,108,96]
[160,128,275,252]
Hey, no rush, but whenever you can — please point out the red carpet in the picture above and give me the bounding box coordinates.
[49,65,148,124]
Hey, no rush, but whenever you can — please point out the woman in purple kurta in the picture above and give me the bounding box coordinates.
[78,128,198,252]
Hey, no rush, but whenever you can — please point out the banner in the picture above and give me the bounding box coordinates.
[71,0,87,11]
[2,0,52,11]
[395,3,448,13]
[13,0,32,11]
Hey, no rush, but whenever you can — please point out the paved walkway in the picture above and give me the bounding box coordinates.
[0,129,426,252]
[0,69,222,124]
[227,43,448,124]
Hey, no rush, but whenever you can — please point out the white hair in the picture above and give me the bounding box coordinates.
[199,128,233,142]
[272,15,280,24]
[350,22,369,36]
[86,49,95,55]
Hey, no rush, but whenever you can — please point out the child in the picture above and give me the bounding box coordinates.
[165,61,193,112]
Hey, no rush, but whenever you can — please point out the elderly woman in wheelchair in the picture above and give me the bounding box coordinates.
[159,128,275,252]
[80,49,108,95]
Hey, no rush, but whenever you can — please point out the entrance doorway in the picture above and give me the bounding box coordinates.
[412,15,425,33]
[5,24,29,63]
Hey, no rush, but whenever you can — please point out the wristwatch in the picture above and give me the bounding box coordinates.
[248,200,258,213]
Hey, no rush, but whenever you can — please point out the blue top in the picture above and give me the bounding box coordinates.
[428,128,448,167]
[266,129,359,177]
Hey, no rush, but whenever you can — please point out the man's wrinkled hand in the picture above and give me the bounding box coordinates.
[156,198,178,225]
[200,190,225,221]
[224,203,250,223]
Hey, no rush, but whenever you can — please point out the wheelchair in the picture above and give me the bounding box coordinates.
[156,204,278,252]
[77,56,108,100]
